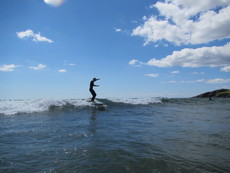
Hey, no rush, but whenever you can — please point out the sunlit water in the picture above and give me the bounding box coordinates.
[0,98,229,173]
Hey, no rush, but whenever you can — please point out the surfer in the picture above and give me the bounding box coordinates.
[89,78,100,102]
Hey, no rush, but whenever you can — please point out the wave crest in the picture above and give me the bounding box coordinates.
[0,99,91,115]
[0,97,163,115]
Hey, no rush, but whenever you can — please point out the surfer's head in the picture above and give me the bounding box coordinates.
[93,78,97,81]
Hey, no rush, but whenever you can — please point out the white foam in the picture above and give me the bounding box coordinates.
[107,97,162,105]
[0,97,162,115]
[0,99,91,115]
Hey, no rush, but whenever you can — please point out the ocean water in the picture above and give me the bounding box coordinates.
[0,98,229,173]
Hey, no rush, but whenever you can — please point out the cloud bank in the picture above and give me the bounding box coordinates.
[132,0,230,45]
[163,78,230,84]
[220,66,230,72]
[129,43,230,68]
[206,78,230,84]
[16,29,54,43]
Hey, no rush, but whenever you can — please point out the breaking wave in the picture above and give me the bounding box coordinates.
[0,97,163,116]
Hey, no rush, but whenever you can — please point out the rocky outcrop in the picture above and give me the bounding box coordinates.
[194,89,230,98]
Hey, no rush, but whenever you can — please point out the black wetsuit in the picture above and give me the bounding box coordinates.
[89,80,97,102]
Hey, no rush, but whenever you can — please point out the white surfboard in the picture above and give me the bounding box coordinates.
[92,101,106,110]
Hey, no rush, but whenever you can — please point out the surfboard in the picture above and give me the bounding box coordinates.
[86,99,106,110]
[92,102,106,110]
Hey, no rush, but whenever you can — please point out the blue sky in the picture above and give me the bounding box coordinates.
[0,0,230,99]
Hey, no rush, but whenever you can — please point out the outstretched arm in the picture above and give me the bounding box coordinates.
[94,78,100,86]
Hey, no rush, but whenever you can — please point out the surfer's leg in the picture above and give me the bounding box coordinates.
[90,90,96,102]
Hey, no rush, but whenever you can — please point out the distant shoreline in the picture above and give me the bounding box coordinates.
[194,89,230,98]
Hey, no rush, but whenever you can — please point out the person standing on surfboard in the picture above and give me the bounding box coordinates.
[89,78,100,102]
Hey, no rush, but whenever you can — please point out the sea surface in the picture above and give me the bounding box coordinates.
[0,97,229,173]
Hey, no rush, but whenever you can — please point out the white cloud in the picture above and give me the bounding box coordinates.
[129,59,142,67]
[163,78,230,84]
[145,73,159,78]
[163,79,205,84]
[33,33,53,43]
[16,29,34,39]
[129,59,138,65]
[44,0,65,7]
[192,72,205,75]
[132,43,230,68]
[196,79,205,83]
[63,60,76,66]
[220,66,230,72]
[59,69,67,73]
[29,64,47,70]
[206,78,230,84]
[162,80,177,84]
[132,0,230,45]
[0,64,18,72]
[181,79,205,83]
[171,70,180,74]
[16,29,53,43]
[114,28,122,32]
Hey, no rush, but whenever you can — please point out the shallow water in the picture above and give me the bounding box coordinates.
[0,98,229,173]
